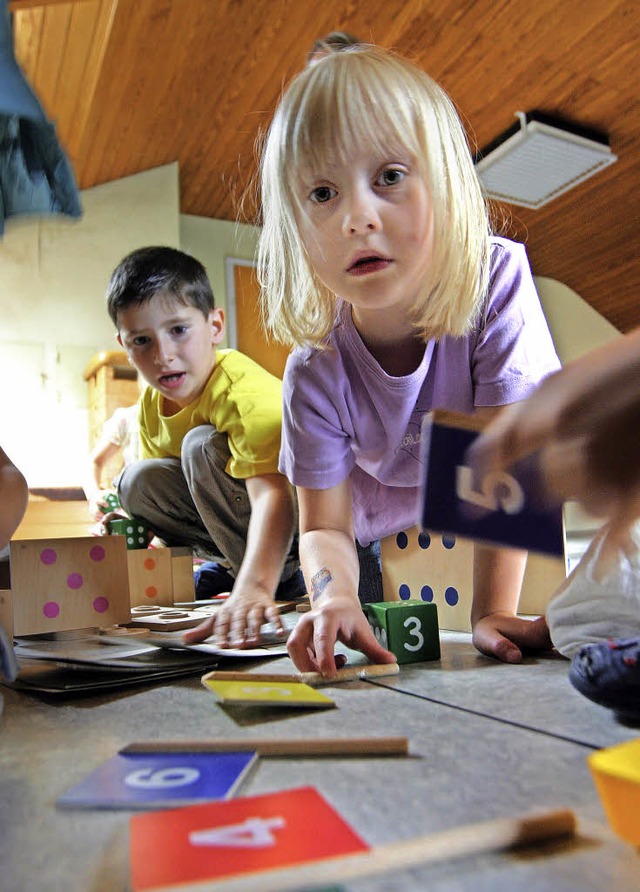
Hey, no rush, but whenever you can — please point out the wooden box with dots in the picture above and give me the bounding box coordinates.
[381,527,474,632]
[381,526,567,632]
[126,549,174,608]
[1,537,130,636]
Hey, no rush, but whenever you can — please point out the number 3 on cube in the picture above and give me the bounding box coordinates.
[365,601,440,664]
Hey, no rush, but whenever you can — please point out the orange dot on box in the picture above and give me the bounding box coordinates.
[145,586,158,599]
[144,558,156,571]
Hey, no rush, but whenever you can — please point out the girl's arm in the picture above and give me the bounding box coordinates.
[470,543,551,663]
[286,480,396,676]
[0,448,28,550]
[184,472,296,646]
[472,328,640,533]
[469,406,552,662]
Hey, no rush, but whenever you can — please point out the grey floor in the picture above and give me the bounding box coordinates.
[1,630,639,892]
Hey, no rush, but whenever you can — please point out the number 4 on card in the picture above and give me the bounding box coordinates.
[130,786,369,890]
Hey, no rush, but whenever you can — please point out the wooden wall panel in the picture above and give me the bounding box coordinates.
[9,0,640,332]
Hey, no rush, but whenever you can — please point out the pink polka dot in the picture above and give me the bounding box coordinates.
[67,573,83,590]
[93,596,109,613]
[43,601,60,619]
[40,548,57,565]
[89,545,106,561]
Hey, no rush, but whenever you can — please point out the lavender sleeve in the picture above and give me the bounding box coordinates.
[279,347,355,489]
[472,239,560,406]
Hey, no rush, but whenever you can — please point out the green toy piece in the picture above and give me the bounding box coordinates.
[365,600,440,664]
[100,492,121,513]
[107,517,150,550]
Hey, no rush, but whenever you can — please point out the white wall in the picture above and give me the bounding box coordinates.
[180,214,260,347]
[0,157,619,490]
[534,275,621,364]
[0,163,180,487]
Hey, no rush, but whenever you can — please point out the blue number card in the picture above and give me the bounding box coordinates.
[56,751,257,810]
[420,410,564,557]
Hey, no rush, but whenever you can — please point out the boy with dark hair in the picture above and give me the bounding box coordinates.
[106,246,303,646]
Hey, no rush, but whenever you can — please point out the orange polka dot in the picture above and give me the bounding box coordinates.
[145,586,158,599]
[144,558,156,571]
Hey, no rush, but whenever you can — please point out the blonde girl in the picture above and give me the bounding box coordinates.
[258,45,560,676]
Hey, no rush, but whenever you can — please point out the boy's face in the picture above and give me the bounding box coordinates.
[116,291,225,412]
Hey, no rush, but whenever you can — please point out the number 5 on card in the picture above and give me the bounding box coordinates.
[419,410,564,556]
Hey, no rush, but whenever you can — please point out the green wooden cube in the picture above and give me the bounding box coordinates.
[100,492,121,513]
[107,517,150,549]
[365,600,440,664]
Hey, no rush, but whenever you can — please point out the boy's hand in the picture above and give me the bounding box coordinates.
[287,594,396,678]
[183,589,285,648]
[88,490,116,522]
[472,612,552,664]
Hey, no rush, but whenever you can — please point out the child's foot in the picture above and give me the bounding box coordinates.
[569,637,640,722]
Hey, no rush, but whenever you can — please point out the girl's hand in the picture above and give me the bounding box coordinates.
[287,594,396,677]
[183,589,285,648]
[472,612,552,663]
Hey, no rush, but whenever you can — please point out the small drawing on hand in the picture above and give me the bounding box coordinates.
[310,567,332,602]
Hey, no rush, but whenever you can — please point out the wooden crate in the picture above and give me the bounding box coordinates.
[84,350,139,488]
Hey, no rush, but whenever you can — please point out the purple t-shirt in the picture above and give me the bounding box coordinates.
[279,238,560,544]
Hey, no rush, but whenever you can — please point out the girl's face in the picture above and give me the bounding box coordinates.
[297,147,433,338]
[117,292,224,413]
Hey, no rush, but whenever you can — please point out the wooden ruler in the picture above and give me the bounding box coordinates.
[121,736,409,757]
[144,807,576,891]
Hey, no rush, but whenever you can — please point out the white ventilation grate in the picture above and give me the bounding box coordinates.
[474,112,617,209]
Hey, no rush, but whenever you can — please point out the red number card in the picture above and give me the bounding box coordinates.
[130,785,369,890]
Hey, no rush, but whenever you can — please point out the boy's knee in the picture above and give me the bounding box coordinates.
[182,426,230,472]
[117,460,151,509]
[181,425,217,460]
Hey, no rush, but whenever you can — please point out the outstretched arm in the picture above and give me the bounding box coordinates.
[471,329,640,531]
[184,472,296,647]
[84,438,122,520]
[468,406,553,662]
[286,480,396,677]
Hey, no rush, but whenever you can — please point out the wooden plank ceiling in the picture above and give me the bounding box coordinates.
[9,0,640,333]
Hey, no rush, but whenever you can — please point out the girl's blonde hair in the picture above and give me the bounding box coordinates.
[258,45,491,347]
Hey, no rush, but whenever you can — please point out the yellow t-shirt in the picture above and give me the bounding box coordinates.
[138,349,283,479]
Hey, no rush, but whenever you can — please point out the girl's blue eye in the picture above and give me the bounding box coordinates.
[132,337,149,348]
[310,185,336,203]
[378,167,405,186]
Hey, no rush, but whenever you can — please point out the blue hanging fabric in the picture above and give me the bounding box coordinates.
[0,0,82,234]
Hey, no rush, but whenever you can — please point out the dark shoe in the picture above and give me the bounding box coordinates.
[194,562,236,598]
[195,563,307,602]
[569,637,640,721]
[275,569,307,602]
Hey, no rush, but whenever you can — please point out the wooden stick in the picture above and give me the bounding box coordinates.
[120,736,409,757]
[200,662,400,688]
[153,808,576,892]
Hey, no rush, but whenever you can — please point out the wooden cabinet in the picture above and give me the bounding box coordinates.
[83,351,139,488]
